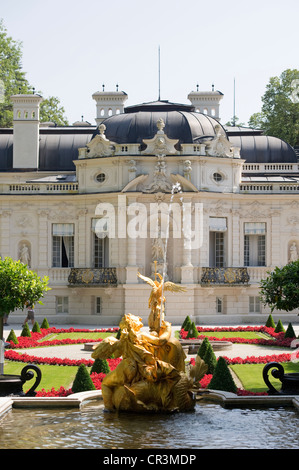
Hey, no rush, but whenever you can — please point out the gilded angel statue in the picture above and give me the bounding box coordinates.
[137,271,186,333]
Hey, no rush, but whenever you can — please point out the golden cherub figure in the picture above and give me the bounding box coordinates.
[138,268,186,333]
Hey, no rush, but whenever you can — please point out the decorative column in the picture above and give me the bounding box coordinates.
[126,196,138,283]
[181,196,194,284]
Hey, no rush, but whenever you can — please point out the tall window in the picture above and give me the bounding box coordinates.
[209,217,227,267]
[249,296,261,313]
[56,296,69,313]
[52,223,74,267]
[92,219,109,268]
[244,222,266,266]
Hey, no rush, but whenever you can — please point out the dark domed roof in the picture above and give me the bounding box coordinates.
[94,100,225,145]
[228,134,297,164]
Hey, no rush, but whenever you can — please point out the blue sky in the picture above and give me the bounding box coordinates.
[1,0,298,125]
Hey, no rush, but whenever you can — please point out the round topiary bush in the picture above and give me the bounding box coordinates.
[72,364,96,393]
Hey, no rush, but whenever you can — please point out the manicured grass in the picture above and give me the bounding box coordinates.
[175,330,267,340]
[195,331,265,340]
[39,331,115,342]
[231,362,299,393]
[3,361,80,392]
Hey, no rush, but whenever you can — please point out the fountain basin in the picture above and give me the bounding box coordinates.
[0,391,298,449]
[179,339,233,354]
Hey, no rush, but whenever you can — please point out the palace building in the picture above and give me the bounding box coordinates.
[0,86,298,325]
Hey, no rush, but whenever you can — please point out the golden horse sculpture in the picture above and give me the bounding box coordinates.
[91,270,207,413]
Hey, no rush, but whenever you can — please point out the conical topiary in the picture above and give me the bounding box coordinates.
[284,322,296,339]
[182,315,191,331]
[32,321,41,333]
[21,323,31,337]
[203,341,217,374]
[186,321,199,338]
[197,337,210,360]
[6,329,18,345]
[41,318,50,329]
[72,364,96,393]
[208,356,237,393]
[265,314,276,328]
[90,358,110,375]
[274,319,285,333]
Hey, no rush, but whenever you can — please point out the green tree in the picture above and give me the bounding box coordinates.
[40,96,69,125]
[0,257,50,374]
[225,116,245,127]
[260,260,299,312]
[0,19,31,127]
[248,69,299,146]
[0,19,68,127]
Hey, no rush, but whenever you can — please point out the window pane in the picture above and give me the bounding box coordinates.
[244,234,265,266]
[53,223,74,236]
[94,234,104,268]
[52,235,74,267]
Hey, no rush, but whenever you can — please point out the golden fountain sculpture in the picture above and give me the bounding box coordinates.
[91,266,207,412]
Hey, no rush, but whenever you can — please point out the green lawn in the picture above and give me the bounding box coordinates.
[175,330,268,340]
[230,362,299,393]
[3,362,79,392]
[4,328,297,394]
[39,331,115,342]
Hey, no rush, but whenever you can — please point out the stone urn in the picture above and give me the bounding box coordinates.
[0,364,42,397]
[263,362,299,395]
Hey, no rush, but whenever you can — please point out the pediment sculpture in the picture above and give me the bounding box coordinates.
[86,124,116,157]
[142,118,179,156]
[205,124,238,158]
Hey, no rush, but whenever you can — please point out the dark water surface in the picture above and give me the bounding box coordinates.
[0,401,298,449]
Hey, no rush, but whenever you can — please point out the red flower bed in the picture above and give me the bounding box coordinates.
[5,325,296,398]
[35,359,121,397]
[6,327,119,349]
[179,326,294,347]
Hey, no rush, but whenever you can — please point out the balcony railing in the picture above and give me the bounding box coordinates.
[68,267,117,286]
[200,267,250,285]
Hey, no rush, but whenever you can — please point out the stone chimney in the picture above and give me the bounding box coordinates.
[188,85,223,121]
[11,94,43,169]
[92,86,128,125]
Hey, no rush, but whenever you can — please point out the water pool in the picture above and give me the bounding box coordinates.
[0,401,298,449]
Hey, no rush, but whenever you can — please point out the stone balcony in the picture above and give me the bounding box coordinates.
[68,267,118,286]
[200,267,250,285]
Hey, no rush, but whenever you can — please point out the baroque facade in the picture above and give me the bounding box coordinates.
[0,87,298,325]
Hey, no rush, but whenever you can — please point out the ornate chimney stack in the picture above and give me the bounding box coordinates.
[11,93,43,169]
[92,85,128,125]
[188,84,223,121]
